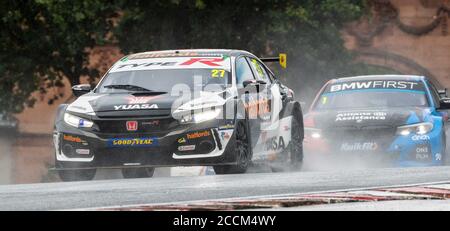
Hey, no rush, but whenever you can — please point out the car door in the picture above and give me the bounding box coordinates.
[246,57,284,156]
[234,56,262,152]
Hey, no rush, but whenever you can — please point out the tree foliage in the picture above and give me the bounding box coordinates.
[115,0,368,102]
[0,0,116,114]
[1,0,369,114]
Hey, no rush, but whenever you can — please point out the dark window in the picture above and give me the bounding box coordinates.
[235,57,255,88]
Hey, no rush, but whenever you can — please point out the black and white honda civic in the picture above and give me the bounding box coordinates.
[53,49,303,181]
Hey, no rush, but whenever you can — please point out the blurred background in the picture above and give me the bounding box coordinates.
[1,0,449,184]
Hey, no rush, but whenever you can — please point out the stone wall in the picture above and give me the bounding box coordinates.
[343,0,450,87]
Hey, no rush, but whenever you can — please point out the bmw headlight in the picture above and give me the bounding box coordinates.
[180,108,221,124]
[305,128,322,139]
[64,113,94,128]
[396,122,433,136]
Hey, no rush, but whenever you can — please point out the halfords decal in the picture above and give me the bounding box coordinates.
[336,112,387,122]
[107,137,158,147]
[329,81,421,92]
[187,131,211,139]
[340,142,378,151]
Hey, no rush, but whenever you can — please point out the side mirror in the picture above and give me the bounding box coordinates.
[438,88,447,98]
[439,98,450,110]
[242,80,266,92]
[72,84,92,97]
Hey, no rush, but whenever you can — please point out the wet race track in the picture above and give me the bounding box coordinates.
[0,166,450,210]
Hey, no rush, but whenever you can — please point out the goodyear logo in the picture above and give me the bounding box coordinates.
[107,137,158,147]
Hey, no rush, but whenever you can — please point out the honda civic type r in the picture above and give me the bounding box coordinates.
[304,75,450,167]
[53,49,304,181]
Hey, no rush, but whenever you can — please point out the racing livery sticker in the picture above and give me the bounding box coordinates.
[328,80,424,93]
[107,137,158,147]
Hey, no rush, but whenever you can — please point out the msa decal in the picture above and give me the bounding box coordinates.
[264,136,286,151]
[340,142,378,151]
[114,104,159,110]
[329,81,421,92]
[107,137,158,147]
[187,130,211,140]
[335,112,387,122]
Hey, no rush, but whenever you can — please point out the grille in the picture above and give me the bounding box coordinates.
[95,117,179,134]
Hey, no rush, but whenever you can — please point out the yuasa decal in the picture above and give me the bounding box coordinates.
[114,104,159,110]
[335,112,387,122]
[340,142,378,151]
[329,81,421,92]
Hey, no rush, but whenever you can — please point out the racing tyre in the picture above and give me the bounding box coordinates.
[58,169,96,182]
[214,121,252,174]
[289,108,304,170]
[121,168,155,178]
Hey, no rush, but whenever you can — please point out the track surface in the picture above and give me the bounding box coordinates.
[0,166,450,210]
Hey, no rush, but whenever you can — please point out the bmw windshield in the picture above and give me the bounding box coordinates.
[315,80,430,110]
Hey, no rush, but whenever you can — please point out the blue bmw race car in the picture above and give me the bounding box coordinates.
[304,75,450,167]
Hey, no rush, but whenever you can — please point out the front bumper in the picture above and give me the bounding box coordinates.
[304,128,444,167]
[54,117,237,170]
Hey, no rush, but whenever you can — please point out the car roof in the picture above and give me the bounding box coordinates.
[126,49,257,60]
[332,75,426,83]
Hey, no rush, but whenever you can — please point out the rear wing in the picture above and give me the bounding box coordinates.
[260,53,287,69]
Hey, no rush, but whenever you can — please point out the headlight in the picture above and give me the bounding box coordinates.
[305,128,322,139]
[180,108,221,124]
[64,113,94,128]
[396,122,433,136]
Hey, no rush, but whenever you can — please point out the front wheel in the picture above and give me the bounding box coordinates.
[214,121,252,174]
[121,168,155,178]
[58,169,96,182]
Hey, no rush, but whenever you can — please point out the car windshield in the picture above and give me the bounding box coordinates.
[97,69,230,93]
[315,90,429,110]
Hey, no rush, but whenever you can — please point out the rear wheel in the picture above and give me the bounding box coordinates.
[214,121,252,174]
[289,109,304,170]
[58,169,96,182]
[121,168,155,178]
